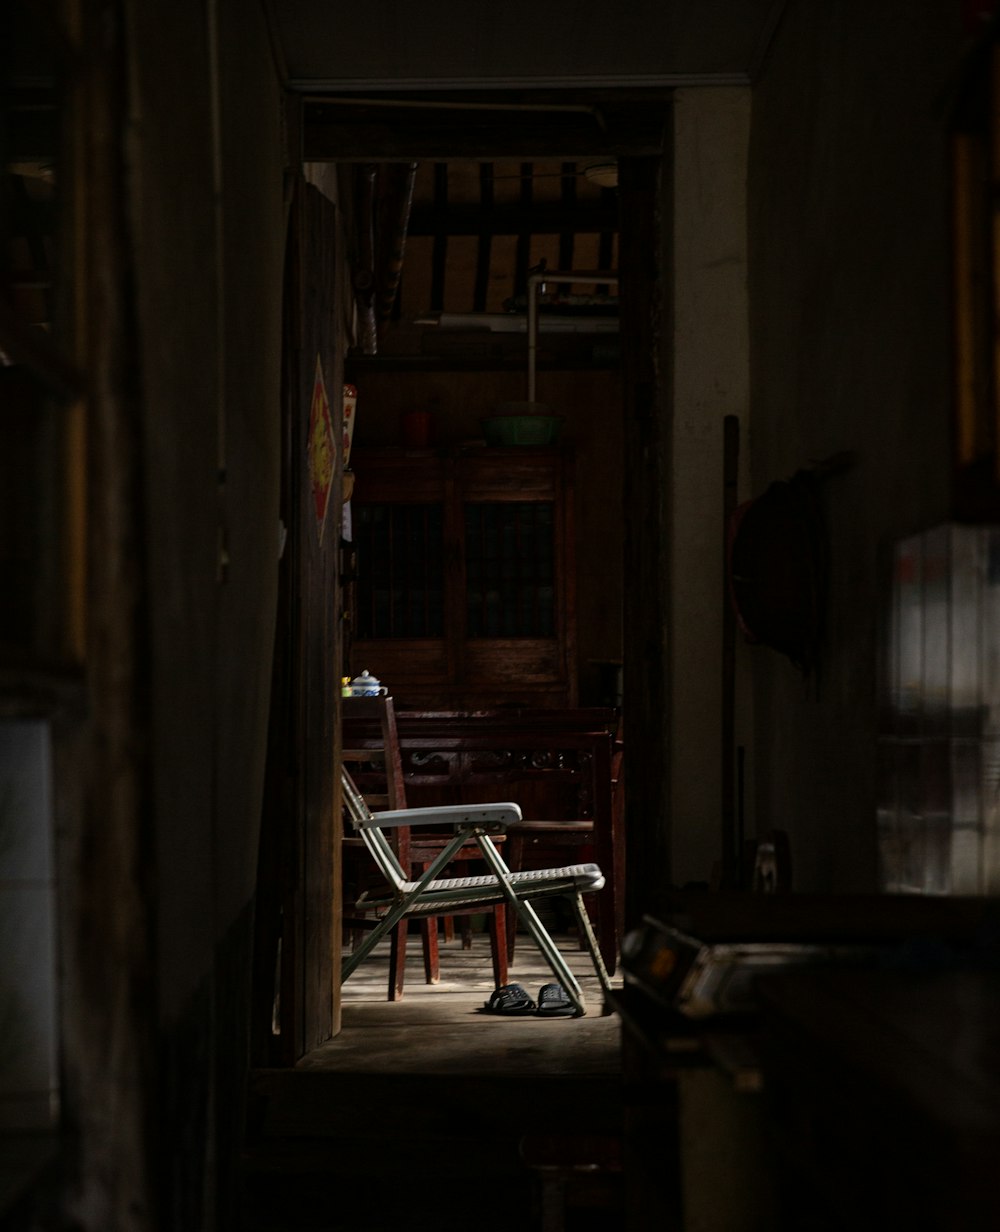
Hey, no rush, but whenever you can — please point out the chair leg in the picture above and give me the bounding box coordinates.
[453,860,474,948]
[577,896,599,951]
[505,835,525,960]
[475,837,590,1014]
[597,895,617,973]
[569,891,615,1011]
[414,862,441,983]
[420,918,440,984]
[488,904,509,988]
[388,919,408,1000]
[519,899,588,1014]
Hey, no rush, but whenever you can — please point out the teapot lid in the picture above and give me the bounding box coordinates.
[350,669,379,686]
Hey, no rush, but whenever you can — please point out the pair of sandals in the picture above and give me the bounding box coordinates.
[480,982,578,1018]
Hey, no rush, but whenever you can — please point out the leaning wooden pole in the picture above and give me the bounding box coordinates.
[721,414,740,888]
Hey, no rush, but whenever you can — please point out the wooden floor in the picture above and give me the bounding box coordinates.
[242,928,629,1232]
[312,927,622,1075]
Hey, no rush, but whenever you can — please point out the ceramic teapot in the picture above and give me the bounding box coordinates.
[349,670,387,698]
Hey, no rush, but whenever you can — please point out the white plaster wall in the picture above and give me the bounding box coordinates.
[670,86,753,887]
[746,1,965,892]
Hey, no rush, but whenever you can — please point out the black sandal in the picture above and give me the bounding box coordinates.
[480,983,537,1016]
[535,983,578,1017]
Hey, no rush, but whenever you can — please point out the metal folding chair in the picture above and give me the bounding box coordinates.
[340,770,614,1016]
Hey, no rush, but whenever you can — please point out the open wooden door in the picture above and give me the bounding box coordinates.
[253,179,344,1065]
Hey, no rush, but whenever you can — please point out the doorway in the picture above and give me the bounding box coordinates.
[258,92,672,1058]
[342,155,624,708]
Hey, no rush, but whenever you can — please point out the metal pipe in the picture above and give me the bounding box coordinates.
[354,164,378,354]
[527,270,619,402]
[375,162,418,330]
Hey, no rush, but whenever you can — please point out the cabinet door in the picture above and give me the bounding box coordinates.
[349,447,576,706]
[459,450,574,698]
[350,451,453,686]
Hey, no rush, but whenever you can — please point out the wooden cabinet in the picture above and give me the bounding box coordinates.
[347,445,576,708]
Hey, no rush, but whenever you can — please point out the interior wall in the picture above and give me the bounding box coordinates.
[127,0,284,1223]
[669,85,752,888]
[746,1,967,892]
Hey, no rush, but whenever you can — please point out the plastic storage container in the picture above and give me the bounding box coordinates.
[481,414,564,446]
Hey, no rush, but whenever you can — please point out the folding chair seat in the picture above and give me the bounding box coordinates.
[341,769,614,1016]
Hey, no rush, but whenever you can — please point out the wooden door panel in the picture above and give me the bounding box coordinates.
[254,180,342,1066]
[463,639,565,684]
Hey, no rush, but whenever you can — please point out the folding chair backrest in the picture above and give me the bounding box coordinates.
[342,768,408,891]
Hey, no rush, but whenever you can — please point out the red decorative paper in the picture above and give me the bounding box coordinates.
[308,355,336,540]
[343,383,357,466]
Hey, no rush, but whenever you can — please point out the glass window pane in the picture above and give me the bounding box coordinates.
[464,501,554,638]
[355,503,444,638]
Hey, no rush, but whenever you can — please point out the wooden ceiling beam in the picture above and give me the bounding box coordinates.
[301,103,666,162]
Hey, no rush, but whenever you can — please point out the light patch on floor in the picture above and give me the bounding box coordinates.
[300,931,622,1076]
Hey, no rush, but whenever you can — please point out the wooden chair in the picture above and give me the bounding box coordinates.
[394,709,623,973]
[506,715,623,971]
[341,695,509,998]
[341,695,432,999]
